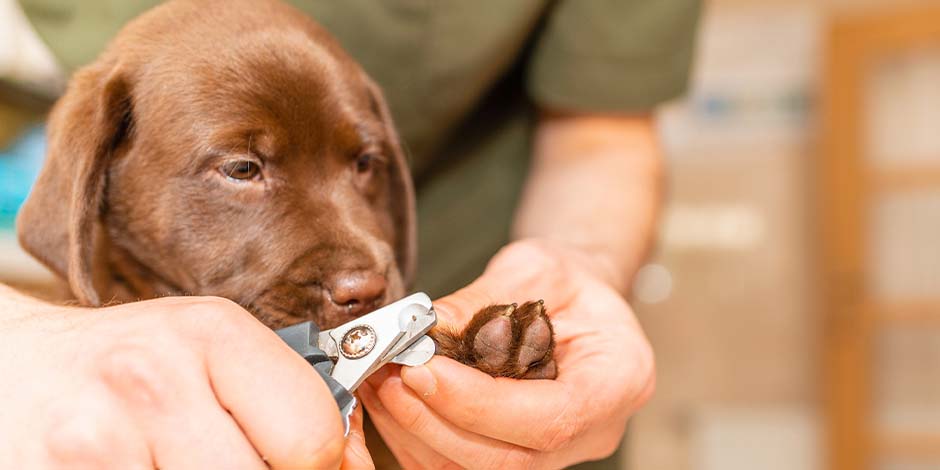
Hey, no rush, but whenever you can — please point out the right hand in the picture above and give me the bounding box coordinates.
[0,292,370,469]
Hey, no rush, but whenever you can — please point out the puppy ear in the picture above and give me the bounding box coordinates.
[17,61,131,306]
[364,77,417,287]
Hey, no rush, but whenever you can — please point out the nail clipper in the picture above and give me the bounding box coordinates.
[274,293,438,434]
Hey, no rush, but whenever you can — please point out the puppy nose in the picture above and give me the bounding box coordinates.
[328,271,387,316]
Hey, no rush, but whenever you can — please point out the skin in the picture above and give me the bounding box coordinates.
[0,285,373,469]
[358,112,661,469]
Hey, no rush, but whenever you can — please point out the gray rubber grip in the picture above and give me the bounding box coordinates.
[275,321,356,433]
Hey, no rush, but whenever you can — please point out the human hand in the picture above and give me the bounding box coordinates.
[0,292,372,469]
[358,239,655,469]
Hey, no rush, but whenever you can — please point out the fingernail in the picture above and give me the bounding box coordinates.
[401,365,436,398]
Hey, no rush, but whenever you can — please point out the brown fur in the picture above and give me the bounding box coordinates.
[17,0,554,380]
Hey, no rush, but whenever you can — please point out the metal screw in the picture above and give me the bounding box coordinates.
[340,325,377,359]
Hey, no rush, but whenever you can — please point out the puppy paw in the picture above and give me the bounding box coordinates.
[429,300,556,379]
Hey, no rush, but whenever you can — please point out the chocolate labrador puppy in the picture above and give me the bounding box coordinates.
[17,0,556,381]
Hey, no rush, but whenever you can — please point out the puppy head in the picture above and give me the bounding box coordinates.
[17,0,416,328]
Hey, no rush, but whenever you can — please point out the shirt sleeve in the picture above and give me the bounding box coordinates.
[527,0,702,113]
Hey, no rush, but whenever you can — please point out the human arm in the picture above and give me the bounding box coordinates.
[357,113,662,468]
[513,111,662,291]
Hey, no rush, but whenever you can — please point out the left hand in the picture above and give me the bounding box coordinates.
[357,239,656,469]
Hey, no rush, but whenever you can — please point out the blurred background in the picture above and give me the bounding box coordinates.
[0,0,938,469]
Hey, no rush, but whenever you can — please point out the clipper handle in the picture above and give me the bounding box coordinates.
[275,321,356,435]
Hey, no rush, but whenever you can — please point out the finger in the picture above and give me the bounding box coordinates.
[371,372,625,470]
[188,300,346,469]
[95,342,265,470]
[358,382,457,470]
[141,400,267,470]
[369,354,630,470]
[40,384,153,470]
[341,405,374,470]
[397,357,579,451]
[369,372,537,470]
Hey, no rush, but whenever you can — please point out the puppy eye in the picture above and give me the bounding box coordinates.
[220,159,261,181]
[356,153,376,173]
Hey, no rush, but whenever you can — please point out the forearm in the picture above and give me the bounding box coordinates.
[512,111,663,293]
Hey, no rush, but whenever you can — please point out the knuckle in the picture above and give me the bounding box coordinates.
[622,341,657,412]
[635,364,657,408]
[400,402,430,434]
[174,296,251,336]
[538,410,582,452]
[540,424,576,452]
[455,397,484,429]
[593,431,624,461]
[186,296,245,320]
[95,343,174,409]
[488,449,536,470]
[45,409,117,465]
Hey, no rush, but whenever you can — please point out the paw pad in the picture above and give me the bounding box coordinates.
[463,300,556,379]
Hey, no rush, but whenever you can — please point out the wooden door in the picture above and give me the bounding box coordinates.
[822,6,940,470]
